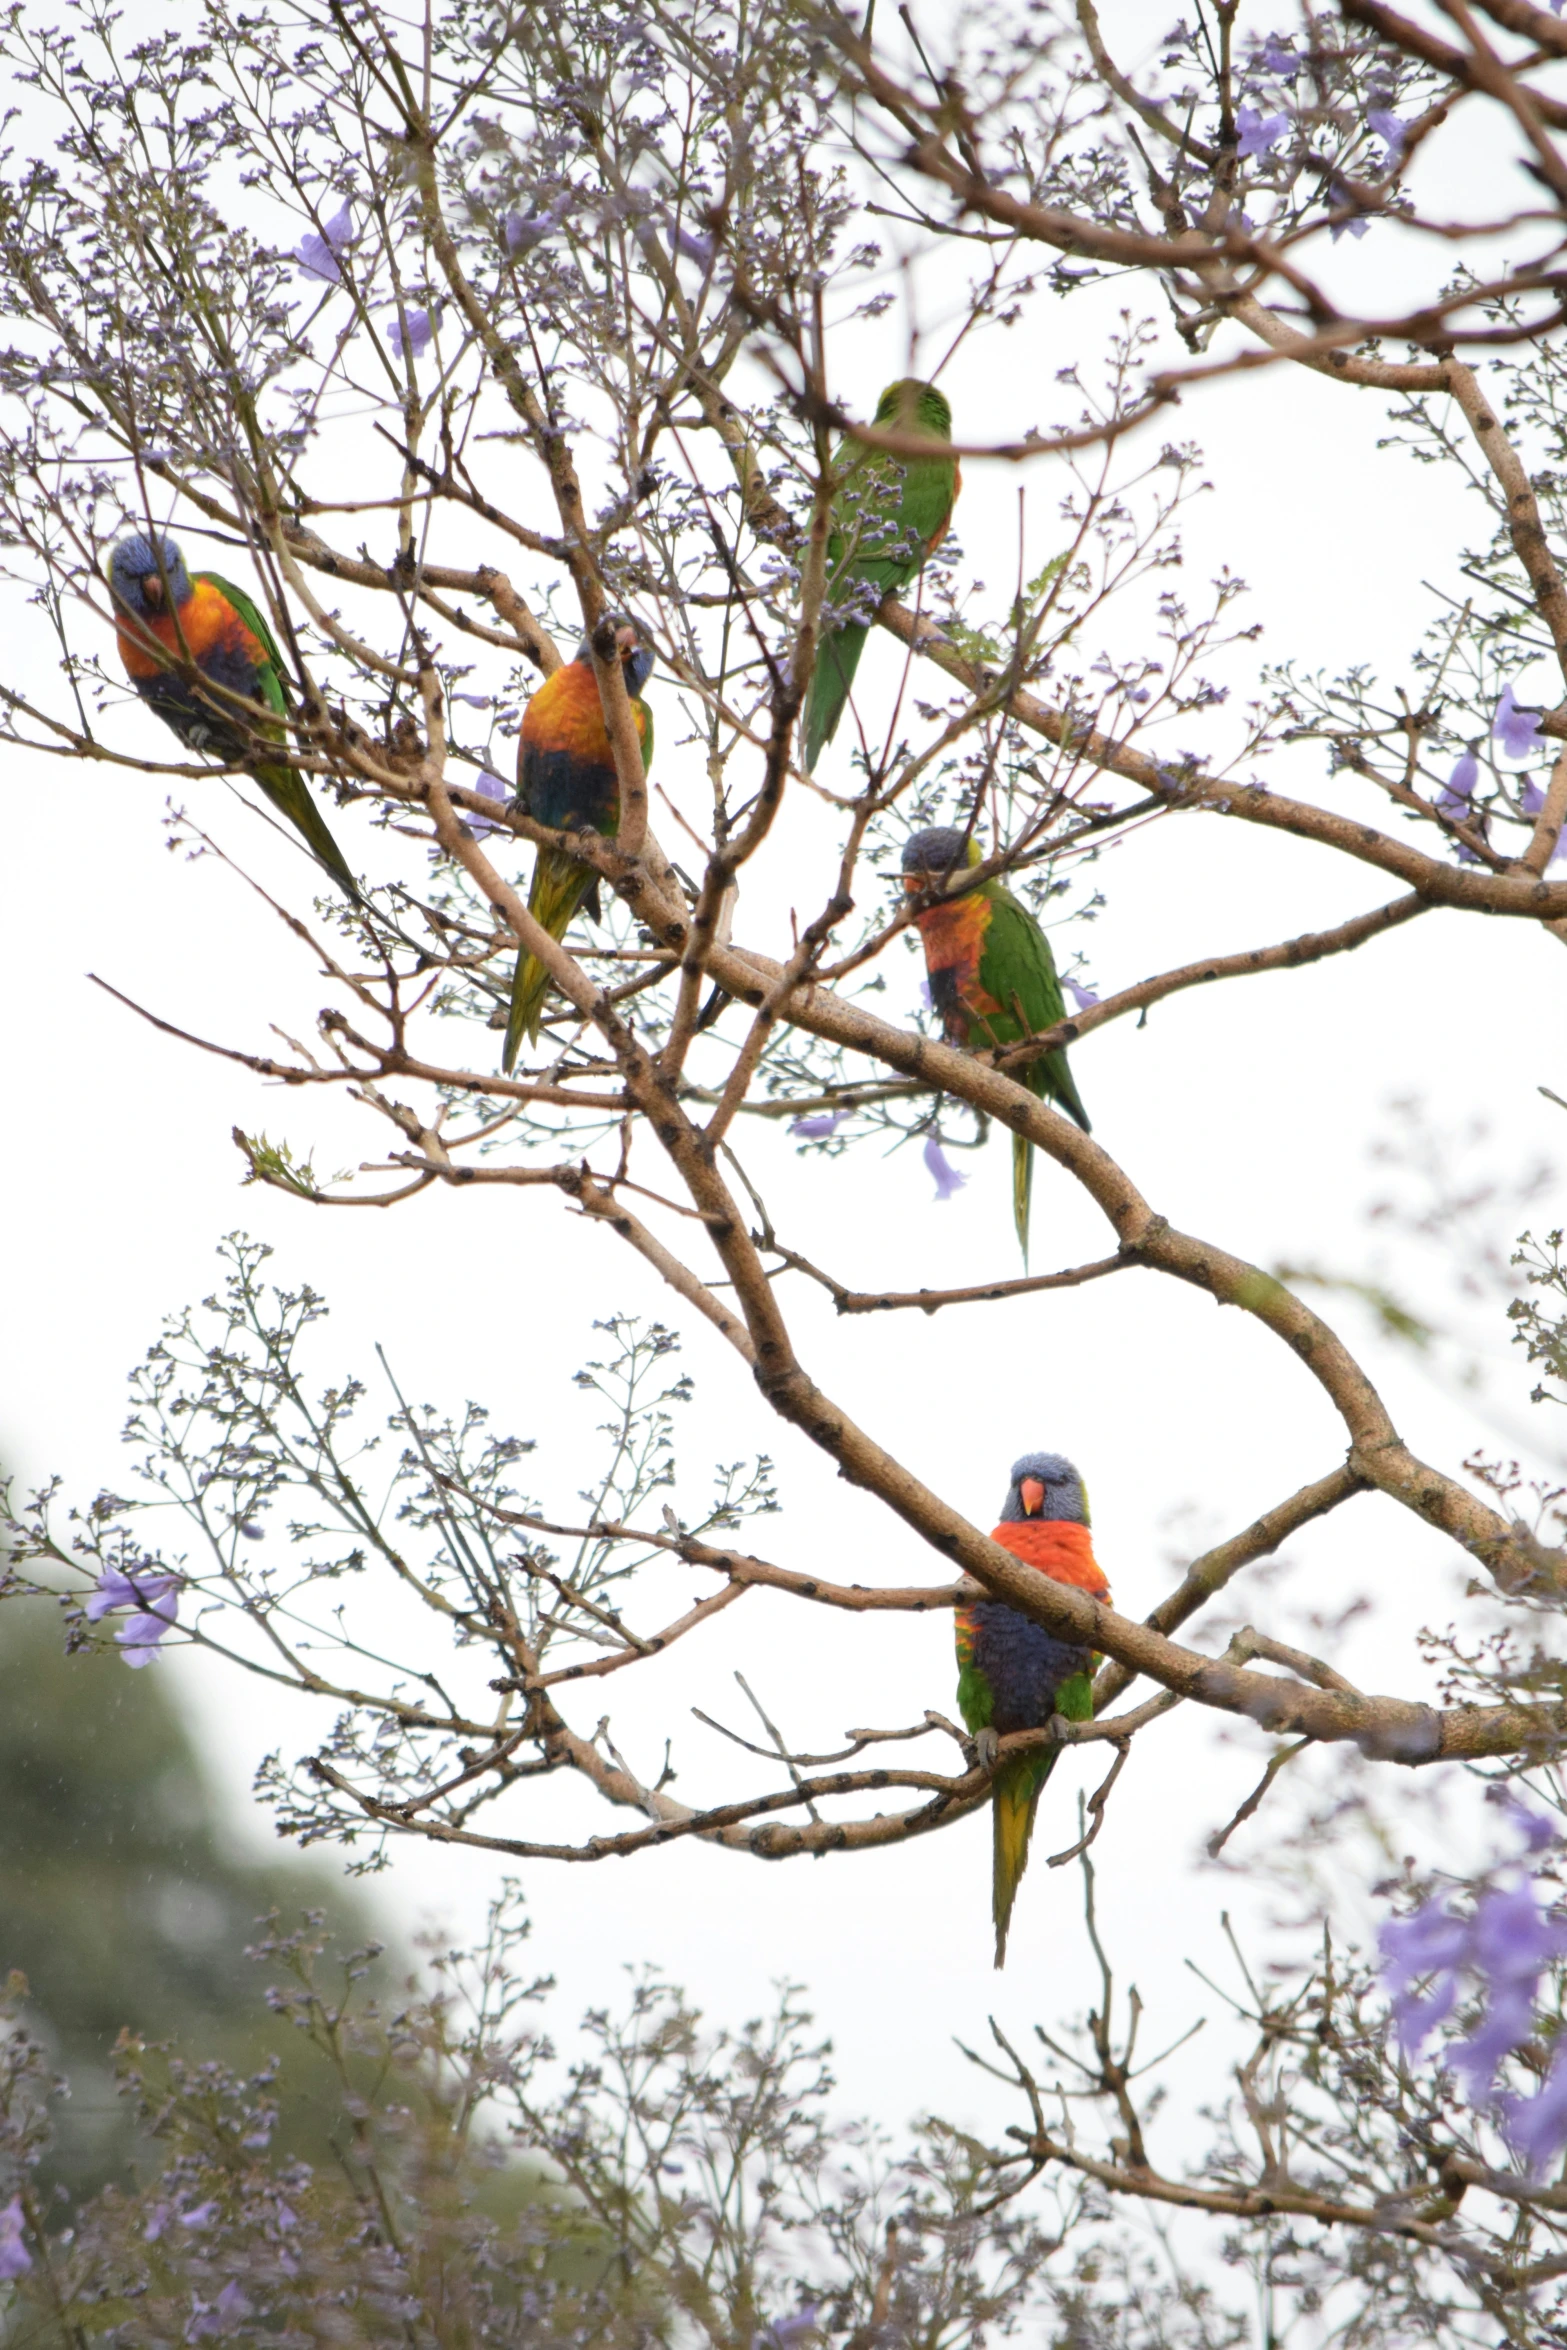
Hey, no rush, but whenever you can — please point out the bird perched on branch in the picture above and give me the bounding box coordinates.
[957,1451,1109,1968]
[108,532,359,901]
[802,378,959,773]
[502,619,655,1071]
[901,826,1088,1262]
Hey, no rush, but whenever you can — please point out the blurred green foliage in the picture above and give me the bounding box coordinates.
[0,1595,381,2202]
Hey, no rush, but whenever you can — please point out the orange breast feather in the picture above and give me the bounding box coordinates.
[989,1517,1109,1601]
[915,892,1000,1018]
[116,578,259,682]
[523,661,648,761]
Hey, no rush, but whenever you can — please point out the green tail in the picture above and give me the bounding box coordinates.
[990,1665,1096,1967]
[502,844,595,1071]
[993,1750,1053,1969]
[1012,1055,1090,1265]
[253,761,360,903]
[802,621,867,772]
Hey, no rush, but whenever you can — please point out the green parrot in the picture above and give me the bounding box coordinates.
[801,378,960,772]
[902,827,1090,1261]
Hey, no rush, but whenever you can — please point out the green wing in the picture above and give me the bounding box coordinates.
[803,418,956,771]
[198,572,288,713]
[977,885,1089,1129]
[975,885,1089,1263]
[196,571,360,902]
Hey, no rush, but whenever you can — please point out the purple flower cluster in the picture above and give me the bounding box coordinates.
[86,1562,181,1666]
[1380,1824,1567,2174]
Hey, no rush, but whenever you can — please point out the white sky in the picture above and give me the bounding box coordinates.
[2,0,1564,2180]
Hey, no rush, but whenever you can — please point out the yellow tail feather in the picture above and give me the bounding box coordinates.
[993,1753,1048,1969]
[502,846,594,1072]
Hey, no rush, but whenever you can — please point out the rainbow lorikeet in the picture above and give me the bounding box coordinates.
[957,1451,1110,1968]
[502,620,655,1071]
[902,827,1089,1263]
[108,533,359,902]
[802,378,960,773]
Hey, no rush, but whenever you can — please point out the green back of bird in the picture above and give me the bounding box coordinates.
[824,379,957,599]
[974,882,1089,1127]
[803,379,957,769]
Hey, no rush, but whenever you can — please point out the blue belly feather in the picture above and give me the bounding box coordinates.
[969,1602,1090,1735]
[521,743,618,834]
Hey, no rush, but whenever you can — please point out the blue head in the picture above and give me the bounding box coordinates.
[999,1451,1089,1526]
[902,826,980,888]
[574,614,655,698]
[109,532,193,622]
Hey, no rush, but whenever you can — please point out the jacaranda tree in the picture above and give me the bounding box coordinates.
[4,0,1567,2336]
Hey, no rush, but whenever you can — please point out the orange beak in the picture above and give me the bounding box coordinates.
[1020,1476,1045,1516]
[142,573,164,609]
[614,624,639,662]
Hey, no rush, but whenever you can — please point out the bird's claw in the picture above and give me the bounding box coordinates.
[972,1727,1000,1772]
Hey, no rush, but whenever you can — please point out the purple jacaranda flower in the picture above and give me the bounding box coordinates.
[1127,685,1152,704]
[1261,34,1299,73]
[1449,1886,1551,2098]
[0,2198,30,2279]
[1435,753,1483,859]
[1502,2038,1567,2173]
[924,1134,967,1201]
[1445,751,1479,805]
[752,2308,819,2350]
[86,1562,178,1621]
[294,199,353,285]
[1494,683,1546,760]
[670,224,716,265]
[1063,977,1101,1013]
[180,2200,218,2230]
[465,771,510,842]
[118,1593,179,1665]
[1493,1789,1560,1852]
[1367,107,1405,161]
[1236,105,1290,157]
[1380,1896,1472,2057]
[144,2203,171,2243]
[790,1110,847,1140]
[504,198,567,253]
[452,691,492,708]
[1327,181,1371,240]
[388,307,434,360]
